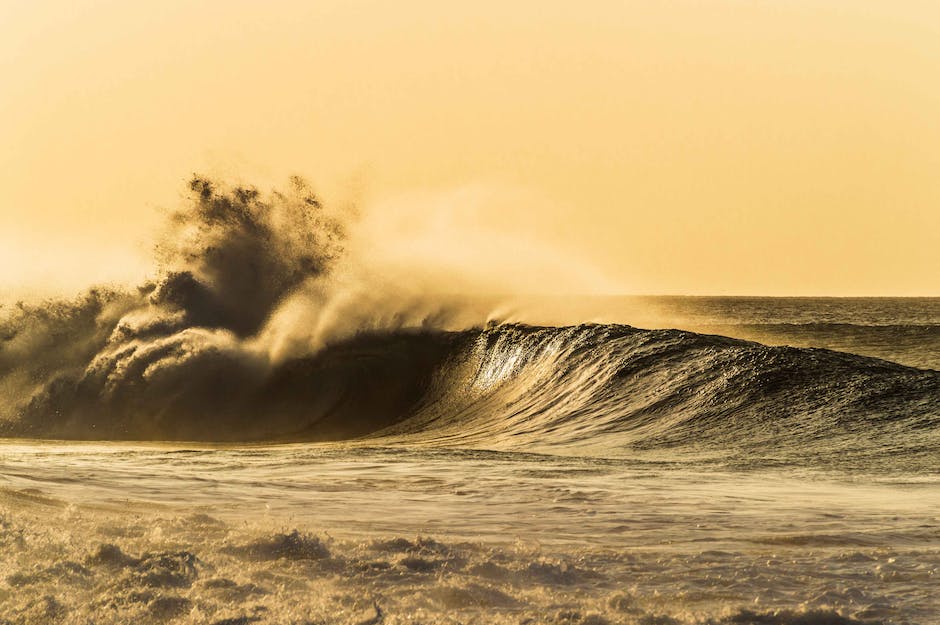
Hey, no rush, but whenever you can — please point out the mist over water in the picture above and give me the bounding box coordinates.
[1,177,938,624]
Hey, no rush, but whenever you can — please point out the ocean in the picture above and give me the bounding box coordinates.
[1,295,938,625]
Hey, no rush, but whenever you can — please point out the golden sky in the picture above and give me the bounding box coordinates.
[1,0,938,296]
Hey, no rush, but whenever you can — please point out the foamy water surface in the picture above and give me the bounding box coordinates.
[1,441,938,624]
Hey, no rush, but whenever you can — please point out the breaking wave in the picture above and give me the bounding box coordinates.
[1,177,937,469]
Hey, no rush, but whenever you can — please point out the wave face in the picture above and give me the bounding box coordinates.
[3,319,938,469]
[383,324,940,469]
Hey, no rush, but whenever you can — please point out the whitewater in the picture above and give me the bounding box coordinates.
[0,178,937,624]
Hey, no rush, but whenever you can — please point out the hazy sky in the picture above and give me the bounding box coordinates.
[2,0,938,296]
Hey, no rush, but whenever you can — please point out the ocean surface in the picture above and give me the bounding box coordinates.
[1,295,937,625]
